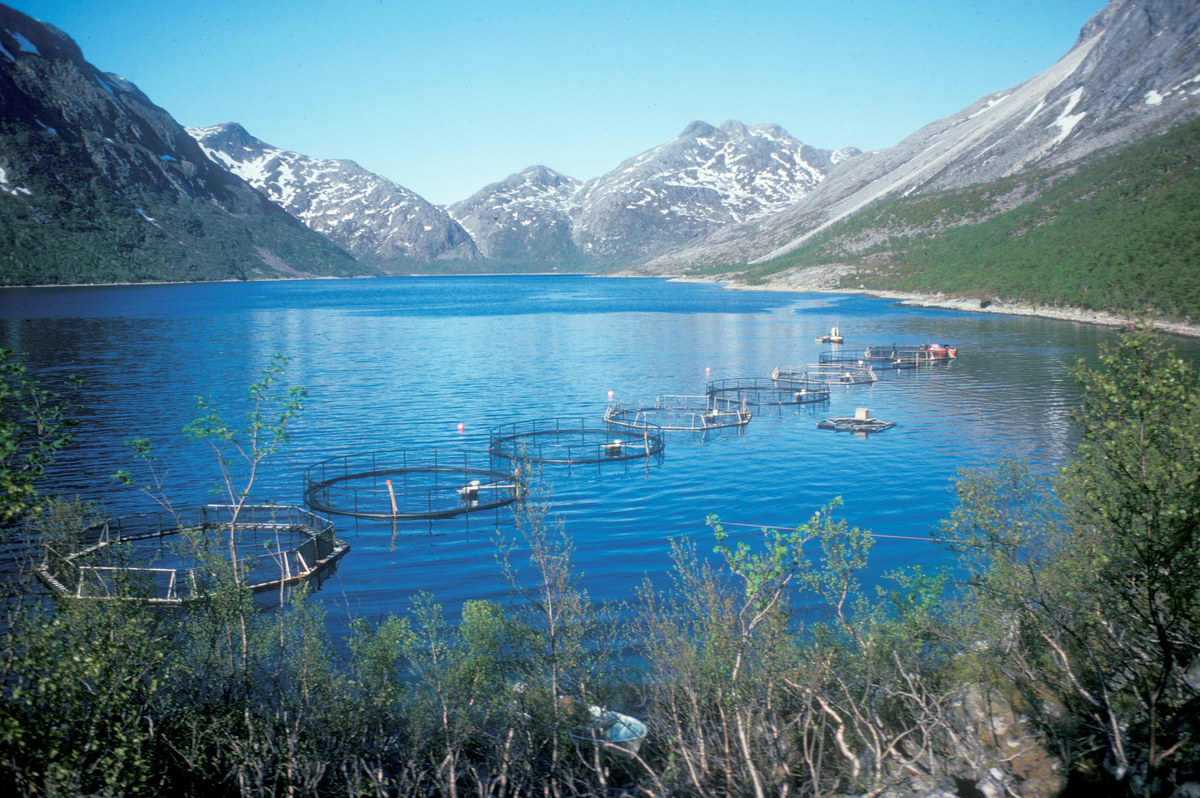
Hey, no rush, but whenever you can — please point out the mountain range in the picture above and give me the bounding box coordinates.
[0,0,1196,308]
[191,118,856,269]
[188,123,481,271]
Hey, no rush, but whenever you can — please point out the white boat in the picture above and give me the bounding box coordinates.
[581,706,648,756]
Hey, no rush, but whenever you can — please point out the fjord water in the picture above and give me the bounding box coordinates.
[4,276,1195,622]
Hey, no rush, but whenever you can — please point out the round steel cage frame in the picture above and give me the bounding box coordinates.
[706,377,831,406]
[489,418,666,464]
[35,504,348,603]
[303,449,521,521]
[772,365,879,385]
[604,395,752,432]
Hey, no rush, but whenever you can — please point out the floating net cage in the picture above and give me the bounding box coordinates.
[861,344,957,366]
[489,418,666,465]
[772,364,879,386]
[304,449,521,521]
[706,377,830,406]
[35,505,348,603]
[605,395,752,432]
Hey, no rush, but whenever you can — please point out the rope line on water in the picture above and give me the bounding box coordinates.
[717,521,967,545]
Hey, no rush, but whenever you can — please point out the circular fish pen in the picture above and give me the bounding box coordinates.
[605,395,752,432]
[707,377,830,406]
[35,505,348,603]
[772,365,879,385]
[304,449,521,520]
[489,418,665,465]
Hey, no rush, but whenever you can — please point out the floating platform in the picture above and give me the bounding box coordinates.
[817,408,895,434]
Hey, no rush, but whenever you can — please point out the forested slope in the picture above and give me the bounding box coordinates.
[739,116,1200,320]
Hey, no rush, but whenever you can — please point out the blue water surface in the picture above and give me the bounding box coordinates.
[4,275,1194,626]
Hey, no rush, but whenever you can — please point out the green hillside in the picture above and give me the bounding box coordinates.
[738,116,1200,320]
[0,130,369,285]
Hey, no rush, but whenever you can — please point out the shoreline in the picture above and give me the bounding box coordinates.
[0,272,597,290]
[667,272,1200,340]
[6,269,1198,340]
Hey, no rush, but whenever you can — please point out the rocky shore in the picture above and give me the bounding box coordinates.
[668,264,1200,339]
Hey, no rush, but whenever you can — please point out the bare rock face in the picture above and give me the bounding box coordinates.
[945,685,1065,798]
[643,0,1200,273]
[448,165,581,261]
[189,123,481,269]
[844,684,1065,798]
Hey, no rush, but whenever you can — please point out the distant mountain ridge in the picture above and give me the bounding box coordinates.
[641,0,1200,272]
[189,123,480,270]
[0,3,366,285]
[447,165,581,262]
[450,120,857,264]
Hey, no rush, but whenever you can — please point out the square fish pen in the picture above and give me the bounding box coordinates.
[818,352,910,380]
[861,344,957,367]
[604,395,752,432]
[35,505,348,603]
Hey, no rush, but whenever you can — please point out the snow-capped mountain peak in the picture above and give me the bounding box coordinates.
[189,123,480,266]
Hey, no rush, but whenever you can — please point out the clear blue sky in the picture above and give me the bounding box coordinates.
[11,0,1103,205]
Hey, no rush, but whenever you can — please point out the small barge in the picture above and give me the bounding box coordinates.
[817,408,895,433]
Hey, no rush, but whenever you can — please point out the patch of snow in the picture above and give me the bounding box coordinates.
[1046,88,1086,147]
[11,31,38,55]
[1145,90,1164,106]
[967,95,1010,120]
[160,154,177,162]
[0,166,6,185]
[134,208,158,224]
[0,43,14,62]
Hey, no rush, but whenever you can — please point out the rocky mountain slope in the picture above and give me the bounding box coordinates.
[642,0,1200,273]
[190,124,480,270]
[452,120,856,265]
[0,3,365,285]
[447,165,580,262]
